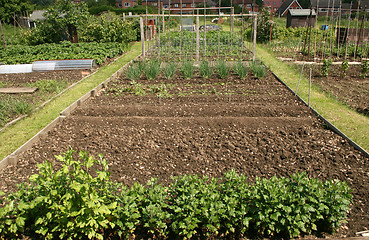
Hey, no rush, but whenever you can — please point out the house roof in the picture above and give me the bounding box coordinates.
[276,0,302,16]
[163,0,216,6]
[310,0,339,8]
[288,8,316,16]
[29,10,47,21]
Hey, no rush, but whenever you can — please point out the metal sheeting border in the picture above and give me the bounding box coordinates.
[0,54,142,170]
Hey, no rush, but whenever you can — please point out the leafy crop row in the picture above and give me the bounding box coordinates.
[0,41,130,65]
[125,60,264,81]
[0,150,352,239]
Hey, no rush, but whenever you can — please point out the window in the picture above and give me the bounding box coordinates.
[333,8,340,12]
[152,2,157,6]
[174,3,179,7]
[319,8,328,12]
[182,3,187,7]
[124,2,130,7]
[266,1,269,4]
[164,4,169,8]
[191,3,196,7]
[118,3,122,7]
[273,2,276,5]
[246,3,251,7]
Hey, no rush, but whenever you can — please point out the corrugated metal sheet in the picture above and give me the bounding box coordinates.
[289,9,316,16]
[32,59,95,72]
[0,64,33,74]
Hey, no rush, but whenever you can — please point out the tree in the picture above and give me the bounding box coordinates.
[0,0,34,23]
[256,8,275,43]
[24,0,90,44]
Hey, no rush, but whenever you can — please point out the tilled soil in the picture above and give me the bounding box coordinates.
[0,70,368,237]
[310,64,369,116]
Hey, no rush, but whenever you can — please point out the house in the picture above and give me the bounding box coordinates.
[142,0,164,9]
[264,0,285,12]
[286,9,316,27]
[310,0,350,16]
[234,0,259,13]
[276,0,302,16]
[116,0,137,8]
[162,0,216,13]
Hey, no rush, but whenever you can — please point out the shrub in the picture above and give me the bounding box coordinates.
[199,60,213,79]
[321,59,333,77]
[341,60,349,77]
[249,61,266,79]
[0,151,352,239]
[126,63,143,81]
[361,60,369,77]
[215,60,230,79]
[162,62,177,80]
[233,60,248,79]
[180,60,194,79]
[144,60,161,80]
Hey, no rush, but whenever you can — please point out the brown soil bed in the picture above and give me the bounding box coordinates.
[0,70,92,128]
[310,64,369,116]
[0,70,368,237]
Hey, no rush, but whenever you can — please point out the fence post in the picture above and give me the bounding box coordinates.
[253,15,257,62]
[140,17,145,59]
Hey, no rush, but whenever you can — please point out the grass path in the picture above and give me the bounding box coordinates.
[0,42,142,160]
[254,44,369,152]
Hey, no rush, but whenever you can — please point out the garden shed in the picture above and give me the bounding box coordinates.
[286,9,316,28]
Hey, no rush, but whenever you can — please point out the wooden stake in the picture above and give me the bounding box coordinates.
[140,17,145,59]
[0,21,7,48]
[196,14,200,61]
[253,15,257,62]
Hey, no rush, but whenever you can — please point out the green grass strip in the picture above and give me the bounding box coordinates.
[0,42,142,160]
[255,44,369,152]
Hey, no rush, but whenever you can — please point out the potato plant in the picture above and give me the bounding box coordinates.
[0,150,352,239]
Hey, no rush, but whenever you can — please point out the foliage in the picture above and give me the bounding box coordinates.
[180,60,194,79]
[79,12,137,43]
[199,61,213,79]
[32,79,68,93]
[126,63,143,81]
[341,60,349,77]
[0,41,130,65]
[361,60,369,77]
[257,8,275,43]
[233,60,248,79]
[144,60,161,80]
[0,151,352,239]
[0,0,34,23]
[0,150,120,239]
[215,60,230,79]
[0,96,32,127]
[162,62,177,80]
[249,61,266,79]
[321,59,333,77]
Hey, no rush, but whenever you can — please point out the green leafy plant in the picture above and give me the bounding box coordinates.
[0,150,352,240]
[162,62,177,80]
[199,60,213,79]
[180,60,194,79]
[0,149,120,239]
[32,79,68,93]
[341,60,349,77]
[249,61,266,79]
[144,60,161,80]
[215,60,230,79]
[126,63,142,81]
[233,60,248,79]
[361,60,369,77]
[321,59,333,77]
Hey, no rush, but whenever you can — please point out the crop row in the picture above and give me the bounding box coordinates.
[0,41,130,65]
[0,150,352,240]
[125,60,266,81]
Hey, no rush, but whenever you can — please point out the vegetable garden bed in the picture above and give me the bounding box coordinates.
[0,59,368,238]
